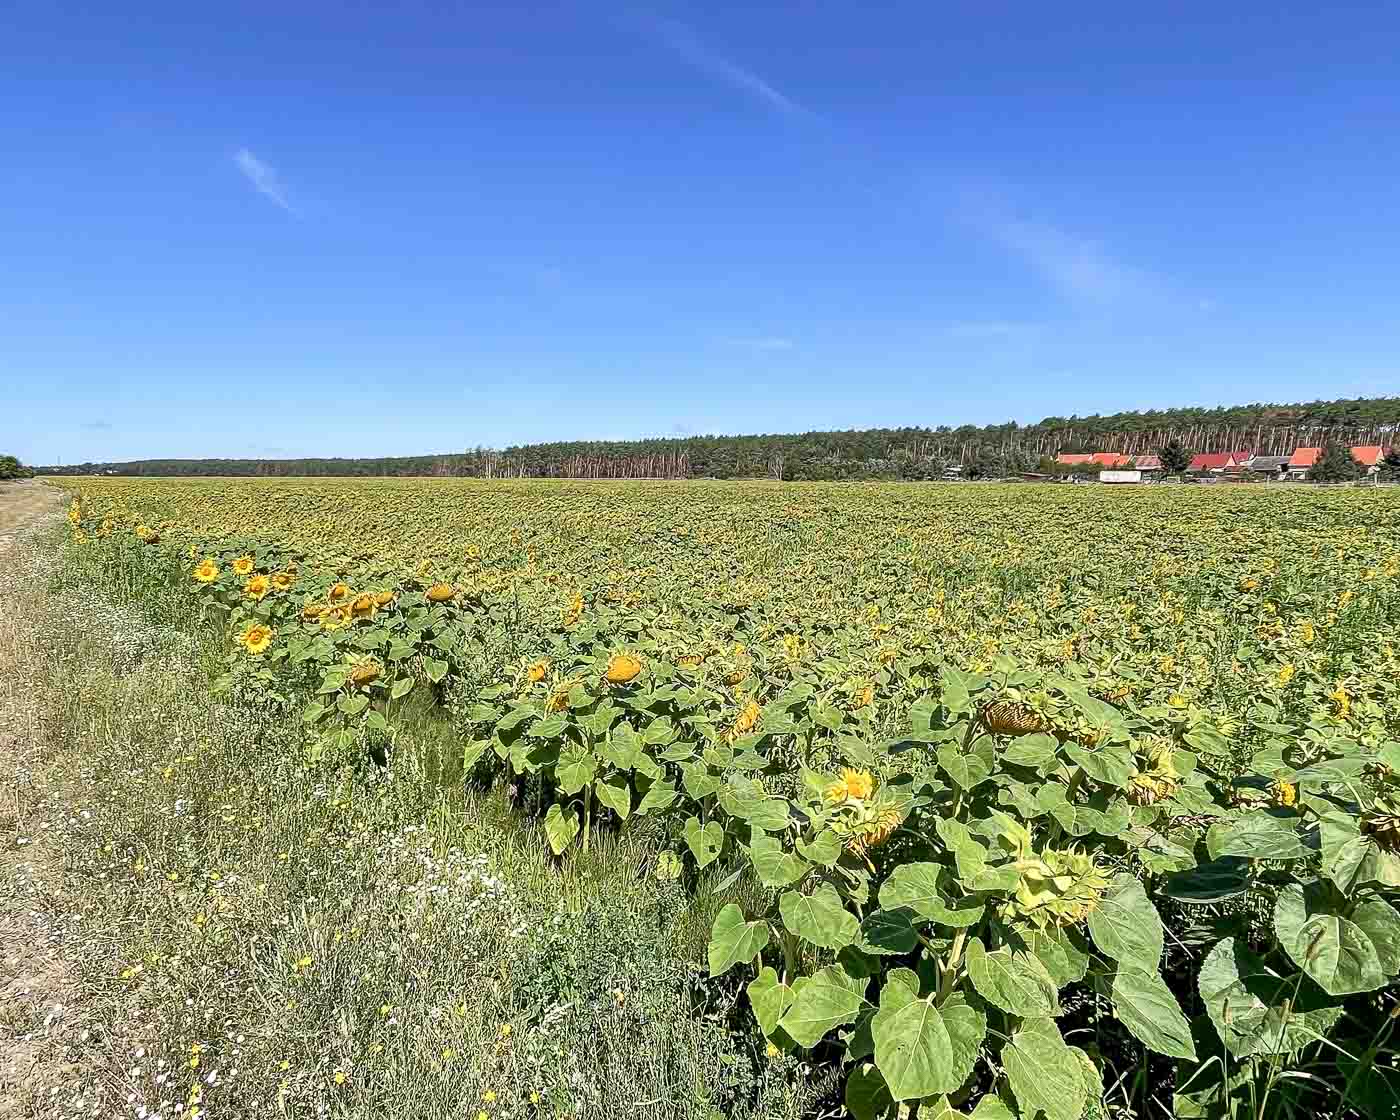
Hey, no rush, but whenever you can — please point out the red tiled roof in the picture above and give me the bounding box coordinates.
[1133,454,1162,470]
[1288,447,1321,468]
[1056,453,1096,465]
[1352,445,1387,466]
[1090,452,1132,468]
[1190,452,1236,471]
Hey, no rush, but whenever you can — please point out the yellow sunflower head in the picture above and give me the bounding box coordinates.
[373,590,396,607]
[677,653,705,669]
[193,558,220,584]
[301,603,326,622]
[526,658,551,684]
[426,582,456,603]
[232,556,255,577]
[239,622,274,656]
[328,581,351,601]
[825,767,874,804]
[322,606,351,631]
[604,653,643,685]
[271,571,295,590]
[244,574,271,601]
[349,593,376,618]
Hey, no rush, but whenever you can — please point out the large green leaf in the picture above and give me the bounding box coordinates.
[636,776,678,815]
[1206,811,1310,861]
[1064,741,1133,788]
[965,937,1059,1016]
[1197,937,1343,1057]
[593,773,631,819]
[1003,1017,1085,1120]
[1087,873,1163,971]
[749,835,812,888]
[871,969,954,1101]
[1163,857,1250,904]
[682,815,723,868]
[707,903,770,976]
[543,802,579,856]
[780,883,860,951]
[878,863,985,927]
[1352,898,1400,975]
[860,908,919,956]
[844,1062,893,1120]
[1274,883,1388,996]
[778,965,869,1047]
[1019,926,1088,986]
[937,745,992,790]
[747,966,795,1036]
[555,743,596,795]
[1111,966,1196,1059]
[1001,732,1060,769]
[938,992,988,1093]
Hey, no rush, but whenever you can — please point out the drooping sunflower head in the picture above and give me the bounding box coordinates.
[194,558,220,584]
[321,606,351,631]
[981,700,1050,736]
[426,582,456,603]
[301,603,326,622]
[727,698,762,741]
[328,581,351,601]
[349,660,381,688]
[135,524,159,543]
[271,571,295,591]
[526,658,551,684]
[604,653,643,685]
[233,556,255,577]
[349,593,376,618]
[677,653,705,669]
[244,574,271,601]
[239,622,274,656]
[373,590,396,607]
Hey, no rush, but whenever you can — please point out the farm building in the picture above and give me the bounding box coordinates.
[1351,445,1389,474]
[1246,454,1290,479]
[1189,452,1247,474]
[1286,447,1321,478]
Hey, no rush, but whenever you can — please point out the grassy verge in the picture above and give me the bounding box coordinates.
[0,525,831,1120]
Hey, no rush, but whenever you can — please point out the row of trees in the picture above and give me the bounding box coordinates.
[0,453,33,480]
[37,396,1400,481]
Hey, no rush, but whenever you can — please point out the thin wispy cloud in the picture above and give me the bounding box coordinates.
[984,216,1147,307]
[722,335,795,351]
[233,148,294,212]
[647,18,811,119]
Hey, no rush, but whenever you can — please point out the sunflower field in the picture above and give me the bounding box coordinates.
[55,475,1400,1118]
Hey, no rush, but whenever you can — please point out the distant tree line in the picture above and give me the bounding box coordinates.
[37,395,1400,482]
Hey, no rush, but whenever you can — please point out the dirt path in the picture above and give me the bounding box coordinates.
[0,480,77,1120]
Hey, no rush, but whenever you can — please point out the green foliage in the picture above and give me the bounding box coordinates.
[1310,441,1363,483]
[1160,439,1192,475]
[0,452,32,479]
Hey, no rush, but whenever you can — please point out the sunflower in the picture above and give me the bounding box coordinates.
[825,767,875,805]
[726,699,762,741]
[271,571,295,591]
[322,606,351,631]
[426,583,456,603]
[526,658,550,684]
[373,590,396,607]
[301,603,326,622]
[349,660,381,687]
[349,593,376,618]
[676,653,705,669]
[239,622,274,656]
[135,524,159,543]
[1002,847,1111,929]
[328,582,351,601]
[244,574,271,601]
[1271,779,1298,808]
[193,558,220,584]
[604,653,643,685]
[981,700,1050,736]
[563,592,584,625]
[232,556,255,577]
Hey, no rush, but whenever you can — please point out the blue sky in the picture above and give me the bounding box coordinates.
[4,1,1399,464]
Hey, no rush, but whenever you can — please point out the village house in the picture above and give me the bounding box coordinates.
[1245,454,1290,480]
[1188,451,1248,475]
[1286,447,1321,479]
